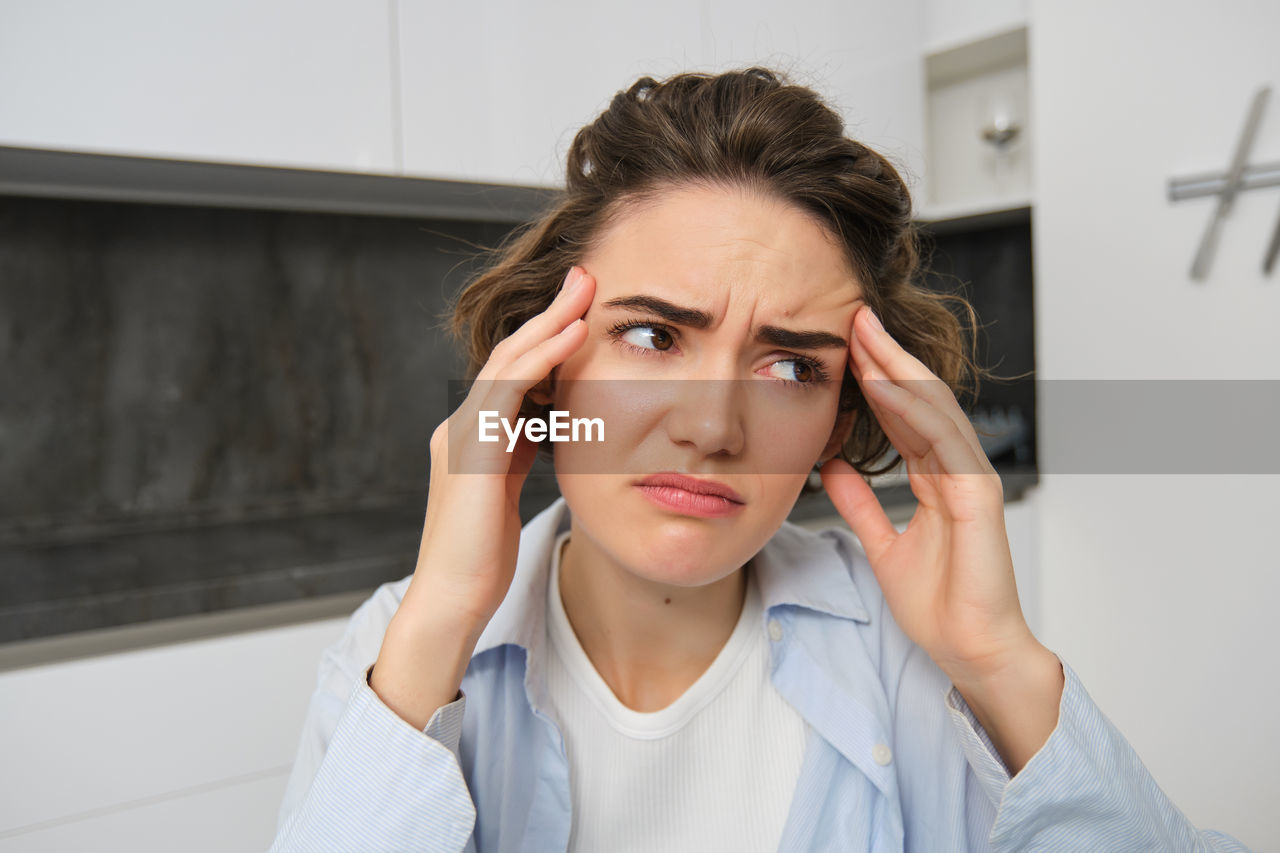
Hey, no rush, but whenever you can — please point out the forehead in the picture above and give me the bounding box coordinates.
[583,184,862,314]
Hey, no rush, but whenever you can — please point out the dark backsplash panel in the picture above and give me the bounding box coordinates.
[0,195,531,642]
[0,197,522,520]
[919,215,1037,470]
[0,197,1035,644]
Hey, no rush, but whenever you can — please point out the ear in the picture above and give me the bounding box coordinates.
[817,407,856,466]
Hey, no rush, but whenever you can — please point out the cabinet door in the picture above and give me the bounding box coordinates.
[700,0,926,213]
[0,0,396,174]
[0,618,347,849]
[397,0,923,192]
[396,0,702,187]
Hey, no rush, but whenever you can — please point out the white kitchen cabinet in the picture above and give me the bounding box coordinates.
[1,1,926,197]
[699,0,927,214]
[395,0,703,187]
[0,1,927,193]
[0,0,396,174]
[0,616,348,851]
[396,0,925,193]
[919,25,1032,221]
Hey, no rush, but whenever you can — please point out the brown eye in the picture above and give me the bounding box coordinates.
[620,324,674,351]
[648,328,674,351]
[764,358,827,386]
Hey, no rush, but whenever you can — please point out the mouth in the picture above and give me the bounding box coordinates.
[633,472,745,518]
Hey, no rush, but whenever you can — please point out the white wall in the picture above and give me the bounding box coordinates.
[1030,1,1279,847]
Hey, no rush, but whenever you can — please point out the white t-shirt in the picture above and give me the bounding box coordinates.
[543,530,809,853]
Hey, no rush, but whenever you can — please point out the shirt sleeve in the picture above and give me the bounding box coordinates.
[944,652,1254,852]
[268,663,477,853]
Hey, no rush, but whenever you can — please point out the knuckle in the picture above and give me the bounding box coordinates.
[429,420,449,452]
[489,337,514,361]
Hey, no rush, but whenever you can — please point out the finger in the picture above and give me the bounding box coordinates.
[505,431,542,503]
[850,328,932,458]
[485,317,588,406]
[472,316,588,419]
[852,307,987,461]
[819,457,897,565]
[852,308,984,464]
[454,320,590,473]
[476,267,595,383]
[859,367,998,518]
[860,361,991,477]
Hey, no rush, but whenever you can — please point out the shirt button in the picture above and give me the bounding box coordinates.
[872,743,893,766]
[767,619,783,642]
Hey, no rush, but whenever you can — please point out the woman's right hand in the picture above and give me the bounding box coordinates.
[371,266,594,727]
[407,265,594,626]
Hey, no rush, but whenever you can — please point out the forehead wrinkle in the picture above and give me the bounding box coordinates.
[601,292,849,350]
[598,237,859,334]
[693,205,854,284]
[582,183,861,337]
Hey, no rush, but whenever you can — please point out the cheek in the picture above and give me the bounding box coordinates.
[551,366,841,476]
[555,374,656,428]
[551,376,659,475]
[747,388,842,473]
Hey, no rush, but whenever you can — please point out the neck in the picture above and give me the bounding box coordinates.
[556,524,748,712]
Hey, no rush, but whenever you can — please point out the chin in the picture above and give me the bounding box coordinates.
[637,523,748,584]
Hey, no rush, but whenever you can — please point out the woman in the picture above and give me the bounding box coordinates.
[270,69,1250,851]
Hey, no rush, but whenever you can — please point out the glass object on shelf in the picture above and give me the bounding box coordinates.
[977,89,1024,187]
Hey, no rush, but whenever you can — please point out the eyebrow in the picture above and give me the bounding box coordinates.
[601,294,849,350]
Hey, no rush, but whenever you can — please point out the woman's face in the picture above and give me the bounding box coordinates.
[548,182,864,587]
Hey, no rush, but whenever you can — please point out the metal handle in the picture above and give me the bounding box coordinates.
[1189,86,1272,281]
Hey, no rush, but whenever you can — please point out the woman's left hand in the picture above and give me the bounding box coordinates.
[820,305,1062,773]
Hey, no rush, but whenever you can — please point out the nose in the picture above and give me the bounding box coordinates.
[663,375,747,458]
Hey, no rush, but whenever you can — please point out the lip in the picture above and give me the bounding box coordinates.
[635,473,744,503]
[633,473,746,519]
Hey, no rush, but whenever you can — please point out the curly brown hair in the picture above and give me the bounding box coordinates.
[447,67,991,478]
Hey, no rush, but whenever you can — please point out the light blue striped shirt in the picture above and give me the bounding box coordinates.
[270,498,1251,852]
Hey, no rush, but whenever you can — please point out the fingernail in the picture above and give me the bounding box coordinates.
[866,308,884,333]
[564,267,584,296]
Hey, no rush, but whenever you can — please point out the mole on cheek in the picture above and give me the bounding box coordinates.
[664,598,671,604]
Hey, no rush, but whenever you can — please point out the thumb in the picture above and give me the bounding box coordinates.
[505,433,541,505]
[819,458,896,565]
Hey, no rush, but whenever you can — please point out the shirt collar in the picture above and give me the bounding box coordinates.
[474,496,870,661]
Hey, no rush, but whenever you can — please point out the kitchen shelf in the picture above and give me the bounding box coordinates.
[921,24,1031,226]
[915,195,1032,233]
[925,24,1028,87]
[0,145,559,223]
